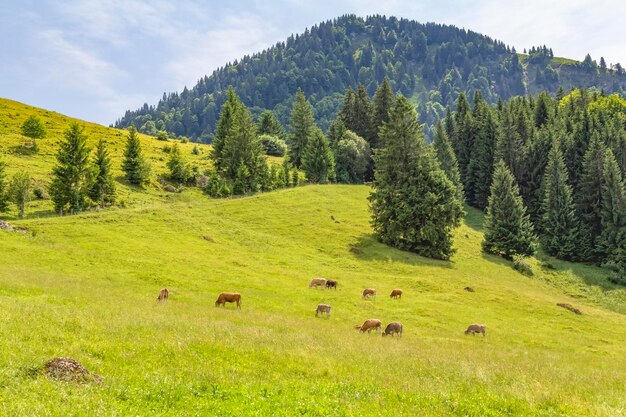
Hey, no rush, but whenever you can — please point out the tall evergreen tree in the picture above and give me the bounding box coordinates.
[122,125,151,186]
[482,160,537,259]
[219,99,267,193]
[0,160,8,213]
[327,118,347,149]
[339,88,356,130]
[49,123,92,214]
[372,78,395,147]
[351,84,375,146]
[495,105,527,188]
[577,135,609,260]
[89,139,116,207]
[302,128,334,184]
[212,87,242,172]
[433,121,464,203]
[288,90,316,168]
[598,150,626,261]
[466,109,497,210]
[167,144,193,184]
[370,96,463,260]
[540,141,579,260]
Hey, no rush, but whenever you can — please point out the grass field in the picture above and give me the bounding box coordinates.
[1,100,626,416]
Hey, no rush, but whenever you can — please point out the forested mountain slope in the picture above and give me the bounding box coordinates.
[115,15,626,141]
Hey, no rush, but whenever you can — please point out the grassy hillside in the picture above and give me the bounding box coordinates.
[1,183,626,416]
[0,98,213,217]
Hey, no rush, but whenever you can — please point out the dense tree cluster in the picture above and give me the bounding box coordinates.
[120,15,623,141]
[445,88,626,275]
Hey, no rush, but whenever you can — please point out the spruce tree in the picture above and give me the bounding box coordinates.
[212,87,241,172]
[302,128,334,184]
[540,141,579,260]
[89,139,116,207]
[9,171,31,218]
[122,125,151,186]
[288,90,316,168]
[370,96,463,260]
[0,160,8,213]
[327,118,347,149]
[577,135,608,260]
[433,121,464,203]
[49,123,92,214]
[495,105,527,188]
[167,144,193,184]
[372,78,394,147]
[466,109,497,210]
[339,88,356,130]
[482,160,537,259]
[597,150,626,261]
[220,99,267,193]
[351,84,375,146]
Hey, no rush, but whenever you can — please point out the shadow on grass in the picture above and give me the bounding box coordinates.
[348,234,454,269]
[463,205,485,233]
[535,251,622,292]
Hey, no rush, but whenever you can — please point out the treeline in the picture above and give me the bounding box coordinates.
[115,14,530,141]
[443,88,626,280]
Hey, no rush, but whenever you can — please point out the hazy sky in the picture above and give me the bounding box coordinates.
[1,0,624,125]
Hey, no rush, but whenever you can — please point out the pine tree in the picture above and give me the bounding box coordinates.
[466,109,497,210]
[372,78,394,147]
[327,118,347,149]
[288,90,316,168]
[577,135,608,260]
[122,125,151,186]
[220,99,267,193]
[597,150,626,261]
[495,105,527,187]
[370,96,463,260]
[351,84,375,146]
[49,123,92,214]
[302,128,334,183]
[9,171,31,218]
[212,87,242,172]
[167,143,193,184]
[433,121,464,203]
[89,139,116,207]
[339,88,356,129]
[482,160,537,259]
[540,141,579,260]
[0,160,8,213]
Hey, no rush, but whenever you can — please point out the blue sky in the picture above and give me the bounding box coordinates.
[1,0,624,125]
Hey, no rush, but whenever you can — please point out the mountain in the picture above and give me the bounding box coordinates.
[115,14,626,142]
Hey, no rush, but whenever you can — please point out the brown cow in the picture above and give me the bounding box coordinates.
[355,319,382,333]
[215,292,241,308]
[309,277,326,288]
[315,304,331,318]
[382,322,403,337]
[362,288,376,299]
[464,324,486,336]
[390,289,402,299]
[325,279,338,290]
[156,288,169,302]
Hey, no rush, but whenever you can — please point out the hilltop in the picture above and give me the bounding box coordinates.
[114,14,626,141]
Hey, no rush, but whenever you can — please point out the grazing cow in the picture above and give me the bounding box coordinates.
[464,286,475,293]
[390,289,402,299]
[464,324,486,336]
[382,322,403,337]
[362,288,376,299]
[315,304,331,318]
[325,279,338,290]
[156,288,169,302]
[215,292,241,308]
[355,319,382,333]
[309,277,327,288]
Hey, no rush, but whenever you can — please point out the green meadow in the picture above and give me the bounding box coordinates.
[1,99,626,416]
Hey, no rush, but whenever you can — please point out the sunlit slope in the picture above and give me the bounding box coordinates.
[0,98,213,215]
[1,185,625,416]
